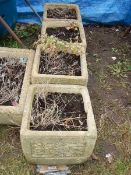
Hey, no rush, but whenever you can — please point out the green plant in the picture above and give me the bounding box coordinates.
[93,53,101,62]
[112,47,118,53]
[15,24,40,39]
[108,60,130,78]
[115,160,128,175]
[0,39,19,48]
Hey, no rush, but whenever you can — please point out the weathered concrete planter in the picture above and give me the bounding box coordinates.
[41,21,87,50]
[31,45,88,86]
[44,3,82,22]
[20,84,97,165]
[0,47,35,125]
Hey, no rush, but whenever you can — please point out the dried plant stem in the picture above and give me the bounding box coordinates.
[31,93,87,131]
[0,57,26,105]
[34,35,84,55]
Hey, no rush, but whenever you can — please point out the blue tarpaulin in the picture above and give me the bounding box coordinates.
[16,0,131,25]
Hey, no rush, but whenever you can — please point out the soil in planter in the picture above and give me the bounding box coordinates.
[0,57,26,106]
[39,51,81,76]
[31,93,87,131]
[46,27,81,43]
[47,8,77,19]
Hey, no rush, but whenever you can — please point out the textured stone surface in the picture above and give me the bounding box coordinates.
[0,47,35,125]
[31,45,88,85]
[20,84,97,165]
[44,3,82,22]
[41,21,87,50]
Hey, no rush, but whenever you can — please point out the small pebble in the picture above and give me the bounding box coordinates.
[112,56,117,60]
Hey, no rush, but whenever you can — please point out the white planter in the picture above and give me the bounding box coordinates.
[0,47,35,125]
[31,45,88,86]
[20,84,97,165]
[41,21,87,50]
[44,3,82,22]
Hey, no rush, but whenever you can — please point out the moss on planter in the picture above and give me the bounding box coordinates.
[20,84,97,165]
[0,47,35,125]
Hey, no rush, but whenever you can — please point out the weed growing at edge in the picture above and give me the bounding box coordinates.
[108,60,131,78]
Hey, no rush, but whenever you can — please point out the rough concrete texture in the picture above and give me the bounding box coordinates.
[44,3,82,22]
[31,45,88,85]
[0,47,35,125]
[20,84,97,165]
[41,21,87,50]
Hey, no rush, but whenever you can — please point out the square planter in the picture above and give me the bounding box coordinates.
[44,3,82,22]
[20,84,97,165]
[41,21,87,50]
[31,45,88,86]
[0,47,35,125]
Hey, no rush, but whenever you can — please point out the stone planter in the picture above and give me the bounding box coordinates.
[31,45,88,86]
[20,84,97,165]
[0,47,35,125]
[44,3,82,22]
[41,21,87,50]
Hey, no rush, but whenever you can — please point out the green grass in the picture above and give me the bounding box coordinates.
[15,24,40,39]
[0,24,40,48]
[108,60,131,78]
[0,39,19,48]
[0,126,35,175]
[115,160,129,175]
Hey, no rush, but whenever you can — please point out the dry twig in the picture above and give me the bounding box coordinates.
[31,93,87,131]
[0,57,26,105]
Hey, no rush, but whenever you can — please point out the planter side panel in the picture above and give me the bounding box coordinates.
[0,109,22,125]
[21,134,96,165]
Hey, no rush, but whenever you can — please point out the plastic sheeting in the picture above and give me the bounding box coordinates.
[0,0,17,36]
[16,0,131,25]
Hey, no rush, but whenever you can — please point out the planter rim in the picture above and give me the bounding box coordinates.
[20,84,97,165]
[0,47,35,124]
[0,47,34,110]
[31,45,88,85]
[44,3,80,7]
[41,21,87,50]
[43,3,82,22]
[21,84,97,136]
